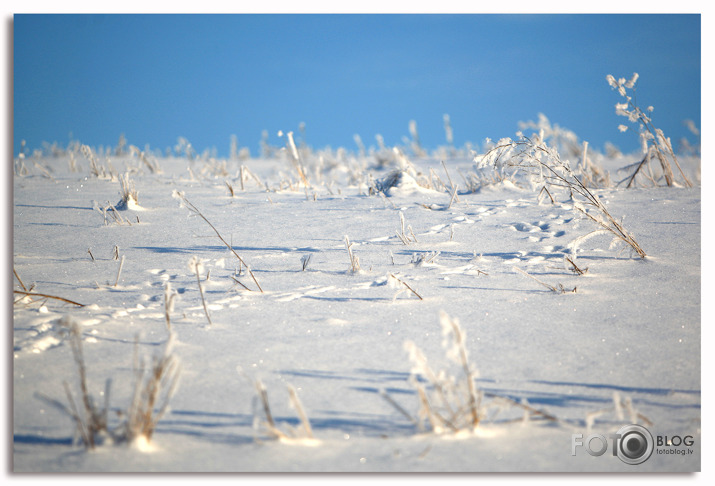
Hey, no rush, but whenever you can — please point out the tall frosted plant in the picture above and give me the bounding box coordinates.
[606,73,692,188]
[477,134,646,258]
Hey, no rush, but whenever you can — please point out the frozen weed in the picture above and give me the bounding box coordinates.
[585,392,652,434]
[173,191,263,292]
[384,312,558,435]
[396,211,418,245]
[129,145,162,174]
[564,256,588,275]
[513,266,576,294]
[399,312,482,433]
[35,318,179,449]
[409,120,426,157]
[13,269,84,308]
[164,282,177,332]
[477,134,646,258]
[225,180,235,197]
[388,273,423,301]
[518,114,610,187]
[606,73,692,188]
[279,130,311,188]
[81,144,115,179]
[247,375,317,445]
[113,255,125,287]
[344,235,361,273]
[14,153,30,176]
[189,256,212,327]
[411,251,440,266]
[121,334,181,446]
[300,254,312,271]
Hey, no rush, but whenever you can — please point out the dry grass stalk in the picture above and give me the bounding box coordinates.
[114,255,125,287]
[240,165,268,191]
[33,161,56,180]
[14,155,29,176]
[251,378,315,442]
[164,282,176,332]
[13,267,28,291]
[538,186,556,204]
[585,392,652,433]
[513,266,576,294]
[396,212,418,245]
[482,392,559,424]
[444,312,480,427]
[100,201,132,226]
[190,257,212,326]
[428,167,448,192]
[225,180,235,197]
[344,235,361,272]
[285,131,311,188]
[129,145,161,174]
[565,256,588,275]
[173,191,263,292]
[287,385,314,439]
[13,290,85,307]
[81,144,110,179]
[35,318,109,448]
[301,254,312,271]
[389,273,423,301]
[441,160,460,203]
[230,276,251,291]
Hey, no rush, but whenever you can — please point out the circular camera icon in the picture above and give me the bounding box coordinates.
[616,424,654,465]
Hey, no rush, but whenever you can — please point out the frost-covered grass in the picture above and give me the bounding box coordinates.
[12,121,701,472]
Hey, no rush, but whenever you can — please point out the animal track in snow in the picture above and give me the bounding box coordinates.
[509,220,568,243]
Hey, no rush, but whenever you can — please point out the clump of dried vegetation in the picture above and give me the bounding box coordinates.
[383,312,557,435]
[247,376,318,445]
[476,133,647,258]
[606,73,692,188]
[36,318,180,449]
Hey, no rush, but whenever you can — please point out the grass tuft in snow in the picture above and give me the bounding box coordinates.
[585,392,653,434]
[117,172,139,209]
[249,377,318,445]
[396,211,418,245]
[122,333,181,445]
[35,318,179,450]
[384,312,559,436]
[399,312,482,434]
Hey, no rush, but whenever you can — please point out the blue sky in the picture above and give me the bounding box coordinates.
[13,14,701,157]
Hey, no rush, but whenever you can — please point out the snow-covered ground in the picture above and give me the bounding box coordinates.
[12,139,700,472]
